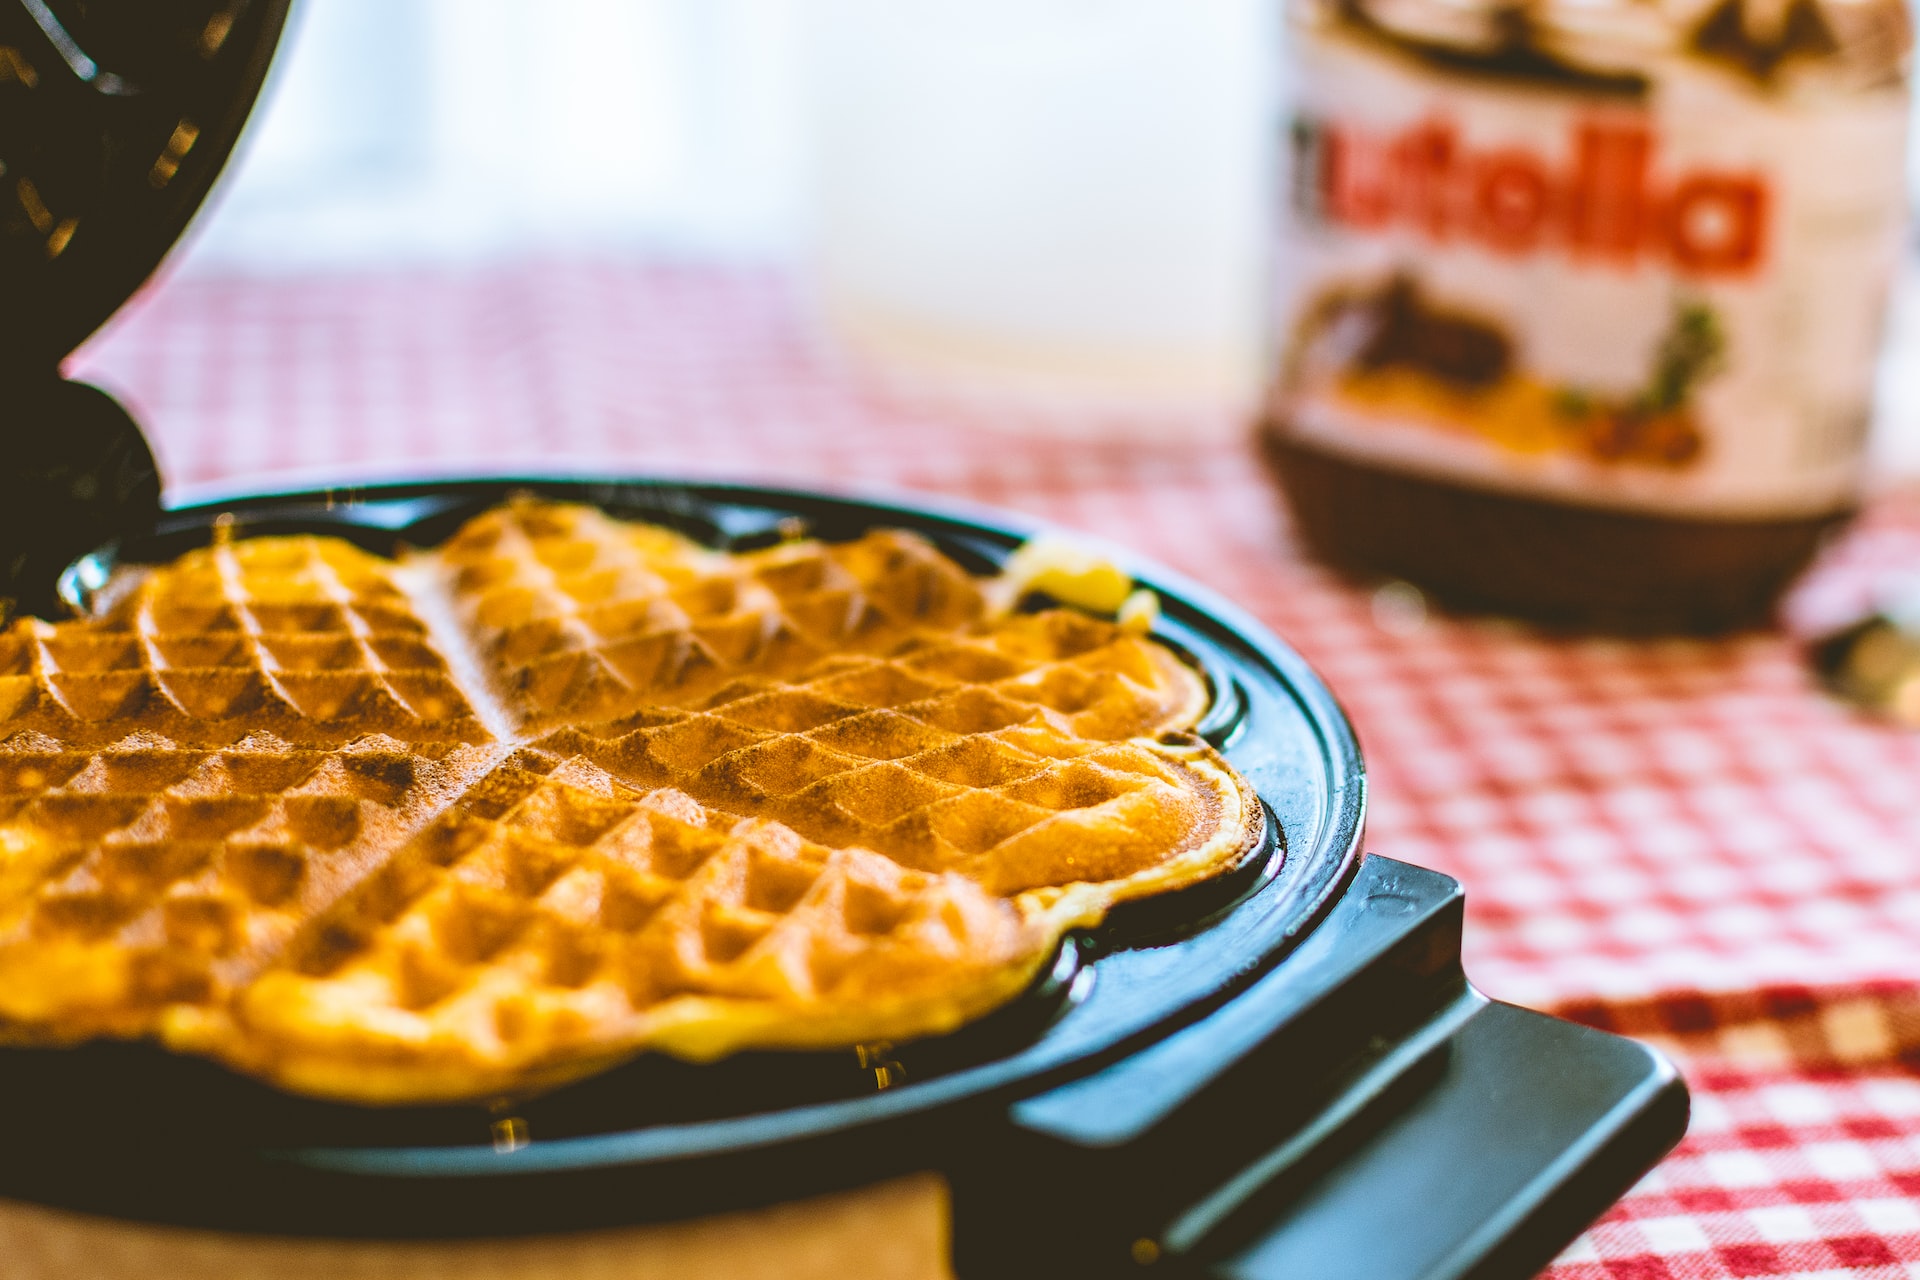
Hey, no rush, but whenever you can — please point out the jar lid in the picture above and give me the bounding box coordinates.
[1319,0,1910,91]
[1679,0,1912,91]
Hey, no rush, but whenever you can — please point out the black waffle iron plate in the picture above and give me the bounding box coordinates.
[0,476,1689,1279]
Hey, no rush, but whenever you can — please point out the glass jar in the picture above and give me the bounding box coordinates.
[1260,0,1912,631]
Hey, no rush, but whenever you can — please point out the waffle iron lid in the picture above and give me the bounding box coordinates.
[0,0,292,620]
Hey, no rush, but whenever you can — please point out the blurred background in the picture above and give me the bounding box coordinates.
[111,0,1272,423]
[52,0,1920,475]
[182,0,809,270]
[79,0,1920,471]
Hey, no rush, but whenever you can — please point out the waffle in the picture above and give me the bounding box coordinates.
[0,499,1262,1104]
[435,499,996,729]
[166,754,1068,1101]
[0,535,490,748]
[0,731,494,1040]
[537,628,1233,898]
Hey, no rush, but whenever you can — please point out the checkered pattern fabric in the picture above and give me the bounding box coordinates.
[67,261,1920,1276]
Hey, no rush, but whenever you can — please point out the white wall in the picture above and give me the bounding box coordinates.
[183,0,807,270]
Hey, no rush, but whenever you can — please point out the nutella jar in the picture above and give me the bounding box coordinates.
[1260,0,1912,631]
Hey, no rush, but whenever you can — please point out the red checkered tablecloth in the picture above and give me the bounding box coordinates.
[68,260,1920,1278]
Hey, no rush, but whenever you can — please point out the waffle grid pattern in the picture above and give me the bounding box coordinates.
[205,751,1043,1098]
[542,633,1221,898]
[0,493,1245,1100]
[67,260,1920,1272]
[440,501,990,730]
[0,730,485,1033]
[2,538,487,747]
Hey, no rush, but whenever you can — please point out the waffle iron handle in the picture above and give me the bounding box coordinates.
[0,376,161,621]
[944,858,1466,1274]
[946,858,1689,1278]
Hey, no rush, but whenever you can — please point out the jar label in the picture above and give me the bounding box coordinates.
[1272,28,1909,516]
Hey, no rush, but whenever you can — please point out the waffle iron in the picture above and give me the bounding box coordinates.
[0,6,1689,1276]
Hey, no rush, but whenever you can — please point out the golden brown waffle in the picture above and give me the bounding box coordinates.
[0,730,495,1039]
[0,536,489,748]
[0,499,1261,1104]
[537,622,1230,899]
[435,499,991,730]
[167,753,1070,1101]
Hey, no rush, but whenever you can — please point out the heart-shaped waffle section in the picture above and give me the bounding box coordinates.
[0,536,489,747]
[0,731,494,1038]
[0,498,1261,1104]
[434,499,1000,729]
